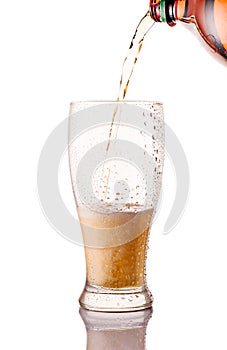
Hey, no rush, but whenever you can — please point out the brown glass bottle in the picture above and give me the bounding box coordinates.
[149,0,227,63]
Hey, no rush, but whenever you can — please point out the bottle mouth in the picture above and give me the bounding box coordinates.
[149,0,176,27]
[149,0,162,23]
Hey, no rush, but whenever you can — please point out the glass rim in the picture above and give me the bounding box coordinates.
[70,100,163,105]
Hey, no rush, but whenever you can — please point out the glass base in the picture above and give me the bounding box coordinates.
[79,284,153,312]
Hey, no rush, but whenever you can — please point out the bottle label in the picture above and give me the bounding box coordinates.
[160,0,166,23]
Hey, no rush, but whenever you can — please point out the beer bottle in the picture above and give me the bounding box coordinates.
[149,0,227,63]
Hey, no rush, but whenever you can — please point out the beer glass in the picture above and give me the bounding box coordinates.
[68,101,164,312]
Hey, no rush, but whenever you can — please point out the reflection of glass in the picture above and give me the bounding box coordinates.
[69,101,164,312]
[80,308,152,350]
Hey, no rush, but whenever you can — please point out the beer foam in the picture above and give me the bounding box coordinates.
[78,205,153,248]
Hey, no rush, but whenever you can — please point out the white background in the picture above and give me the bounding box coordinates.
[1,0,227,349]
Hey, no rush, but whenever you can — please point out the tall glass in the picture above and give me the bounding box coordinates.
[68,101,164,312]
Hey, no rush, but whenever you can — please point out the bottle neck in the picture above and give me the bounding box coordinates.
[149,0,190,26]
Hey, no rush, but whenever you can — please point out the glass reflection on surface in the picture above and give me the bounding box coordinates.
[80,307,152,350]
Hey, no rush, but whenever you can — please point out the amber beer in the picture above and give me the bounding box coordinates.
[78,206,154,290]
